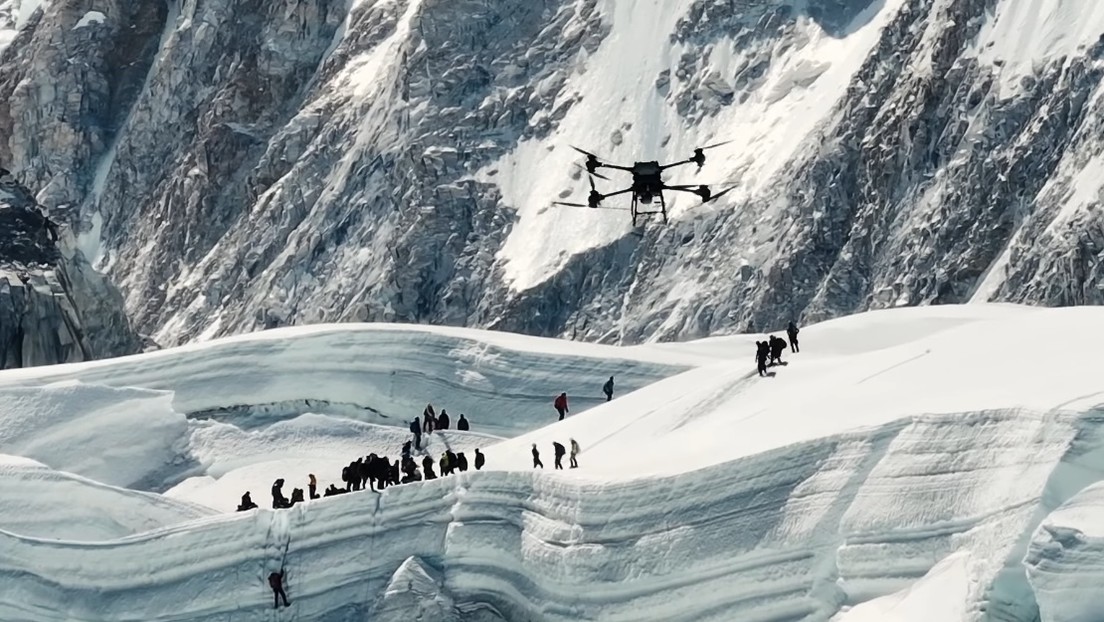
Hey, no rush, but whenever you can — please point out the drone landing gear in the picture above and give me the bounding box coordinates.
[629,194,668,228]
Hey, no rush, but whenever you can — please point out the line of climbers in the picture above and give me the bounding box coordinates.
[531,438,580,469]
[237,375,624,513]
[236,434,487,511]
[755,321,800,377]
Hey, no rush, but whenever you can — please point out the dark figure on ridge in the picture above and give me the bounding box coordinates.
[474,448,485,470]
[308,473,318,500]
[423,455,437,480]
[787,321,800,353]
[603,376,614,402]
[554,392,569,420]
[271,479,290,509]
[532,444,544,468]
[457,414,469,431]
[553,441,566,470]
[237,491,258,511]
[423,404,436,434]
[438,410,450,430]
[410,418,422,450]
[456,451,468,472]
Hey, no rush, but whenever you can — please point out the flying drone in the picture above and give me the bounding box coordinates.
[555,143,736,226]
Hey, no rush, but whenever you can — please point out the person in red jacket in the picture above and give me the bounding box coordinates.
[554,392,569,420]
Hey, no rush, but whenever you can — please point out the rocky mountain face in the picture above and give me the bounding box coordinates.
[1,0,1103,347]
[0,172,139,368]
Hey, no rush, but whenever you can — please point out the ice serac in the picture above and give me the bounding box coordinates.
[1024,480,1104,622]
[371,556,462,621]
[0,175,139,369]
[5,0,1103,346]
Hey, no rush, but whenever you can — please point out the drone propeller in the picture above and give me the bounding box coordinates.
[691,140,732,169]
[570,145,609,175]
[703,184,738,203]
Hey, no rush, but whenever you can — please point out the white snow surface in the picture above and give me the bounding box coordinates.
[3,306,1104,619]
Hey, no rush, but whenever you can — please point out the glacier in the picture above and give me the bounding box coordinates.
[3,0,1104,346]
[1,304,1104,620]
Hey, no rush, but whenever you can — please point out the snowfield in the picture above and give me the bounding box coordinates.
[1,305,1104,620]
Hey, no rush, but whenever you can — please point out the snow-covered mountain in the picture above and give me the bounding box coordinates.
[3,0,1104,347]
[0,304,1103,620]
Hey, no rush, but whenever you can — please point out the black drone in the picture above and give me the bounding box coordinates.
[555,143,736,226]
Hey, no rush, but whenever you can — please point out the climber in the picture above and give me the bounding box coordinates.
[570,438,580,468]
[553,442,566,470]
[423,405,436,434]
[554,392,569,420]
[755,341,769,377]
[532,444,544,468]
[289,488,304,506]
[437,410,450,430]
[457,414,470,431]
[475,448,485,470]
[769,335,786,365]
[439,452,451,477]
[237,491,258,511]
[410,417,422,450]
[271,479,289,509]
[308,474,318,500]
[787,321,800,353]
[402,440,412,459]
[269,571,290,609]
[603,376,614,401]
[422,455,437,479]
[456,451,469,472]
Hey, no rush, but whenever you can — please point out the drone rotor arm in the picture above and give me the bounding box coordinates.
[658,158,697,171]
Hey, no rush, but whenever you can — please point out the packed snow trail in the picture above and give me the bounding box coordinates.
[2,306,1104,619]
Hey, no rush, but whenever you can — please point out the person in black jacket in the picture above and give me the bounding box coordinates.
[237,491,258,511]
[603,376,614,401]
[457,414,470,431]
[532,444,543,468]
[787,321,800,353]
[553,442,566,470]
[755,341,769,377]
[269,571,290,608]
[271,479,289,509]
[475,448,485,470]
[437,410,450,430]
[409,418,422,450]
[769,335,786,365]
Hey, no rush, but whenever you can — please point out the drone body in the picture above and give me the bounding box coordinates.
[559,144,735,226]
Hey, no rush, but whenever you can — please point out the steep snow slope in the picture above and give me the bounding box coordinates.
[4,0,1104,346]
[2,306,1104,620]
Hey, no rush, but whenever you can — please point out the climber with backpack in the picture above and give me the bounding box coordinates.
[269,570,290,609]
